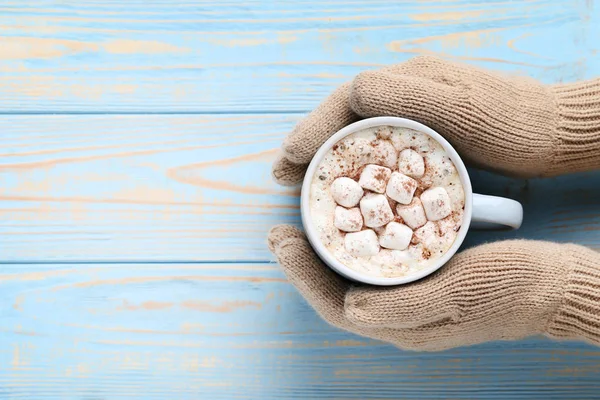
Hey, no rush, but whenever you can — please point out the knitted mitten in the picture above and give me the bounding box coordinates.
[273,56,600,184]
[269,226,600,351]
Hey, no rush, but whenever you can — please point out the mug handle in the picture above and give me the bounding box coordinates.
[471,193,523,230]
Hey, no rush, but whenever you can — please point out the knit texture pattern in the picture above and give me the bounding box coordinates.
[272,56,600,185]
[269,226,600,351]
[550,81,600,175]
[546,247,600,345]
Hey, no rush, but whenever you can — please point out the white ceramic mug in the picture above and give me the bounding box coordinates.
[300,117,523,286]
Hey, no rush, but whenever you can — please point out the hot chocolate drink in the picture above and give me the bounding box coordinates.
[308,125,465,278]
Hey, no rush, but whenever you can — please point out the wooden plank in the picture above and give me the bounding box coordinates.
[1,114,599,262]
[2,262,600,399]
[0,114,299,262]
[0,0,598,112]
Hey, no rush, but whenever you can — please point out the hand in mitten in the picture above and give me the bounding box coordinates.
[269,56,600,351]
[269,226,600,351]
[273,56,600,184]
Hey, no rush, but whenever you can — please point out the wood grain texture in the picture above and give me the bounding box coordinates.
[0,114,299,262]
[1,114,599,262]
[3,262,600,399]
[2,1,600,398]
[0,0,598,112]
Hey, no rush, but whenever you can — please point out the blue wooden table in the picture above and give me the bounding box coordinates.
[1,1,600,398]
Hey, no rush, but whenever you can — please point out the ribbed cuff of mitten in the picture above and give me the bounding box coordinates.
[546,245,600,345]
[550,79,600,175]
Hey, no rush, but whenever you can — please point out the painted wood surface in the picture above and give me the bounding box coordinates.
[3,262,600,399]
[2,0,600,398]
[0,114,299,262]
[0,1,598,113]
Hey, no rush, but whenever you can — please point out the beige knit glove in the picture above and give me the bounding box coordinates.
[269,56,600,351]
[269,227,600,351]
[273,56,600,184]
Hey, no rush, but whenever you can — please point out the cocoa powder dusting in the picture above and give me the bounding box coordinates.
[376,127,392,139]
[350,165,367,181]
[422,248,432,260]
[387,197,398,213]
[411,233,419,245]
[373,170,388,182]
[403,181,416,192]
[435,222,443,237]
[418,179,432,192]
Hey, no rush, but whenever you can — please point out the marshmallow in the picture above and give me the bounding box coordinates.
[360,193,394,228]
[358,164,391,193]
[414,221,455,257]
[398,149,425,178]
[369,140,397,169]
[421,187,452,221]
[413,221,439,246]
[376,126,392,140]
[396,198,427,229]
[330,177,364,208]
[379,222,413,250]
[344,229,380,257]
[334,206,363,232]
[385,172,417,205]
